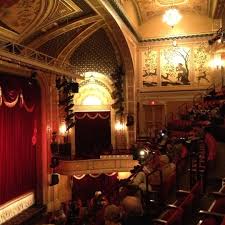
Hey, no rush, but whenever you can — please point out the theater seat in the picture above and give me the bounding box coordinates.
[153,207,183,225]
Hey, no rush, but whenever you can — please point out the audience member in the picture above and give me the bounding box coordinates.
[121,196,152,225]
[104,204,122,225]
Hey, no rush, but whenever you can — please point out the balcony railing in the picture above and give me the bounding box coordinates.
[55,155,138,175]
[0,38,83,79]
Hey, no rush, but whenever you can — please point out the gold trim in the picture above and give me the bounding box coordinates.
[28,15,101,49]
[18,0,51,42]
[0,27,19,42]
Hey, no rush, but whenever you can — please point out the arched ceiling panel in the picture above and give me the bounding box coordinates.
[37,23,93,58]
[69,28,119,76]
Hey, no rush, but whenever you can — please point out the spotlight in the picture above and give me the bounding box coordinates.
[136,147,150,163]
[70,82,79,93]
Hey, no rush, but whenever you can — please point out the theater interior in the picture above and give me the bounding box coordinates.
[0,0,225,224]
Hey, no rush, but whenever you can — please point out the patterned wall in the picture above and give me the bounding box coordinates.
[37,24,92,58]
[141,42,212,88]
[69,28,119,76]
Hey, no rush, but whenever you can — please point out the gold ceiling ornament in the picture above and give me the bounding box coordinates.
[162,7,182,27]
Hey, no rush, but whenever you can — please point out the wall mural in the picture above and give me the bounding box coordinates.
[160,47,190,86]
[141,43,211,88]
[142,48,158,87]
[193,44,211,86]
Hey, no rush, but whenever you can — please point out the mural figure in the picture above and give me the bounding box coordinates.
[143,68,157,77]
[161,47,190,86]
[176,63,189,84]
[197,71,210,83]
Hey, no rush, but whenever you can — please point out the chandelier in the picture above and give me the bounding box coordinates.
[163,8,182,27]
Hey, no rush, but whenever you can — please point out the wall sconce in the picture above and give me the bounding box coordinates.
[59,123,67,135]
[115,121,125,131]
[210,55,224,70]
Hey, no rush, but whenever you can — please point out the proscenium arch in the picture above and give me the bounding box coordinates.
[74,72,113,106]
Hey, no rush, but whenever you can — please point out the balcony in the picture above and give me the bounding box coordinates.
[55,155,138,175]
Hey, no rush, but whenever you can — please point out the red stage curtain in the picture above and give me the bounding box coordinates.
[0,74,40,205]
[75,112,111,159]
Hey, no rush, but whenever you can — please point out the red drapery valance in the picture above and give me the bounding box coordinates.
[0,86,35,112]
[75,111,110,120]
[0,74,40,205]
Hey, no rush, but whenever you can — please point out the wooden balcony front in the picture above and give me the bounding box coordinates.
[55,155,138,175]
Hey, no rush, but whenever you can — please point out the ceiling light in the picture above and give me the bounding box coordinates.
[163,8,182,27]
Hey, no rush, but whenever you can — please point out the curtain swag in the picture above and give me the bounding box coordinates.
[75,112,109,120]
[0,86,35,112]
[73,172,116,180]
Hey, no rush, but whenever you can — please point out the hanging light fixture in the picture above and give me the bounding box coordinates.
[163,6,182,28]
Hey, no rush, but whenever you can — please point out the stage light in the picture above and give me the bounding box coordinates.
[70,82,79,93]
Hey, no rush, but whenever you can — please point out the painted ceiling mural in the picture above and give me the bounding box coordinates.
[141,42,211,88]
[0,0,94,43]
[0,0,42,34]
[118,0,208,23]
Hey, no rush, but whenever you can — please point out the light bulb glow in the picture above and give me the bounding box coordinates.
[163,8,182,27]
[59,123,66,135]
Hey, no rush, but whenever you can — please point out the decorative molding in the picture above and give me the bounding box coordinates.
[107,0,141,41]
[214,0,225,18]
[42,0,82,29]
[142,33,215,43]
[28,15,101,49]
[0,192,35,224]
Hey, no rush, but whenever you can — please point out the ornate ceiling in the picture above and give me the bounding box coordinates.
[138,0,208,22]
[119,0,209,24]
[0,0,224,70]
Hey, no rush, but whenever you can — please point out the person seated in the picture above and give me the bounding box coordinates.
[54,208,67,225]
[121,196,152,225]
[104,204,122,225]
[204,127,217,168]
[130,153,176,190]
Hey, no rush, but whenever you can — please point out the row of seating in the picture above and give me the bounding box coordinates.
[152,181,203,225]
[197,180,225,225]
